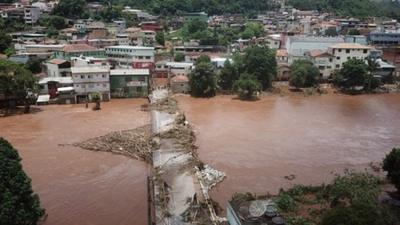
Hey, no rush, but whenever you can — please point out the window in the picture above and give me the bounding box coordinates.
[125,76,132,82]
[88,75,92,79]
[347,57,350,60]
[89,84,94,88]
[145,56,151,59]
[329,58,333,62]
[138,56,144,59]
[363,49,368,54]
[137,86,142,92]
[336,64,340,68]
[318,66,325,70]
[336,56,340,60]
[103,84,107,87]
[138,76,145,82]
[346,49,350,53]
[102,74,107,78]
[81,75,85,79]
[338,49,342,52]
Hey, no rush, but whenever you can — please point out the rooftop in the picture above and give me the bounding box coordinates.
[71,66,109,73]
[62,44,100,53]
[110,69,150,76]
[329,43,372,49]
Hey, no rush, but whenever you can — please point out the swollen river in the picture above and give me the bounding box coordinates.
[177,94,400,210]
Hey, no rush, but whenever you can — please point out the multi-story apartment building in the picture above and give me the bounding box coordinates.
[105,45,155,69]
[369,30,400,46]
[24,6,40,24]
[328,43,372,70]
[71,66,110,102]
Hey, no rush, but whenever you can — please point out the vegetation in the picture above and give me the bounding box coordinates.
[383,148,400,191]
[25,58,44,74]
[241,46,277,90]
[333,58,381,93]
[289,60,320,88]
[0,59,37,114]
[156,31,165,46]
[91,92,101,110]
[189,60,216,97]
[233,73,261,100]
[53,0,89,19]
[288,0,400,19]
[241,22,264,39]
[174,52,185,62]
[347,29,361,35]
[324,27,338,37]
[218,59,239,90]
[0,31,12,54]
[0,137,45,225]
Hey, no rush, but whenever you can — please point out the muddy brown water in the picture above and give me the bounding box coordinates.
[0,99,150,225]
[176,94,400,211]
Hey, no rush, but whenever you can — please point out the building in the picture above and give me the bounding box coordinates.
[109,69,149,98]
[327,43,372,69]
[54,44,106,61]
[170,75,189,94]
[45,59,71,78]
[345,35,368,45]
[165,62,194,76]
[105,45,155,69]
[285,36,344,64]
[306,50,334,79]
[369,30,400,46]
[71,66,110,102]
[24,6,40,24]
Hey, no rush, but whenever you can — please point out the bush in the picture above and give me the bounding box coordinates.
[233,73,261,100]
[276,193,297,212]
[383,148,400,191]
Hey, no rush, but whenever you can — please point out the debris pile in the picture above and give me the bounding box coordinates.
[74,125,155,163]
[199,165,226,190]
[144,97,178,114]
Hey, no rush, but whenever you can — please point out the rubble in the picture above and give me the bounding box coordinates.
[74,125,155,163]
[199,164,226,190]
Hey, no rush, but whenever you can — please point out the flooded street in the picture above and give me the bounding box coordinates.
[177,94,400,210]
[0,99,150,225]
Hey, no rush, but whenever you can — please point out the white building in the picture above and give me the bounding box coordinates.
[71,66,111,102]
[165,62,194,76]
[24,6,40,24]
[328,43,372,70]
[105,46,155,69]
[285,36,344,64]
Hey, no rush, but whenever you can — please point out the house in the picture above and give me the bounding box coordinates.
[276,49,288,63]
[285,36,344,64]
[368,30,400,46]
[109,69,149,98]
[306,50,334,79]
[45,59,71,78]
[345,35,368,45]
[54,44,105,61]
[165,62,194,76]
[71,66,110,102]
[38,77,73,99]
[105,45,155,69]
[170,75,189,94]
[327,43,372,70]
[24,6,40,24]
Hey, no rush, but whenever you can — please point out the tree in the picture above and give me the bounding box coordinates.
[196,55,211,65]
[155,31,165,46]
[334,59,368,91]
[25,58,44,74]
[0,137,45,225]
[233,73,261,100]
[186,19,208,34]
[241,22,264,39]
[242,46,277,90]
[99,5,122,22]
[0,31,12,54]
[348,29,361,35]
[174,52,185,62]
[0,59,37,114]
[189,62,216,97]
[325,27,338,36]
[218,60,239,90]
[383,148,400,191]
[91,92,101,110]
[53,0,88,19]
[289,60,320,88]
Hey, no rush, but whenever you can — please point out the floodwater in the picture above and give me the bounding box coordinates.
[0,99,150,225]
[177,94,400,209]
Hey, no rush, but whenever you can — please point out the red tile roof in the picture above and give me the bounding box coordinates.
[62,44,99,53]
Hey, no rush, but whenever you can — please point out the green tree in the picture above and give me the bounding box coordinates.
[186,18,208,34]
[243,46,277,90]
[0,31,12,54]
[218,60,239,90]
[189,62,216,97]
[0,137,45,225]
[174,52,185,62]
[156,31,165,46]
[233,73,261,100]
[196,55,211,65]
[53,0,88,19]
[325,27,338,36]
[289,60,320,88]
[25,58,44,74]
[0,59,37,114]
[348,29,361,35]
[241,22,264,39]
[334,59,368,91]
[39,15,66,30]
[383,148,400,191]
[100,5,122,22]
